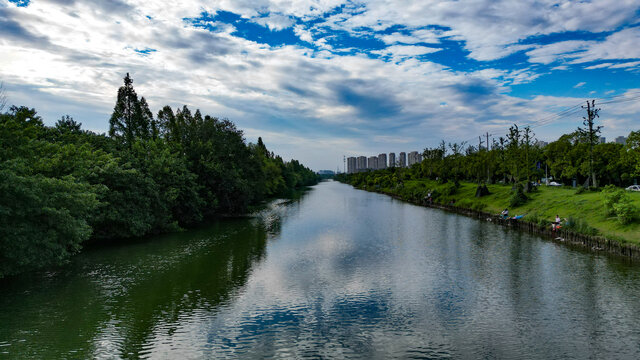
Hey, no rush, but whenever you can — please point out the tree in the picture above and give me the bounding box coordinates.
[577,100,602,187]
[0,166,99,278]
[506,124,521,182]
[139,97,154,140]
[522,126,535,182]
[156,105,177,141]
[109,73,149,147]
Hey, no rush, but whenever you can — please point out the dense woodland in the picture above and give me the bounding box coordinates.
[0,74,318,278]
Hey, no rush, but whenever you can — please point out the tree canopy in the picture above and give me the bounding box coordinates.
[0,74,318,278]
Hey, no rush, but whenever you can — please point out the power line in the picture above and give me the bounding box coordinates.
[442,92,639,148]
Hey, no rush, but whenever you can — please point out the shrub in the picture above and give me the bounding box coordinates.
[613,198,637,225]
[602,185,624,216]
[564,216,599,236]
[602,185,638,224]
[509,183,528,207]
[441,182,457,196]
[527,213,549,227]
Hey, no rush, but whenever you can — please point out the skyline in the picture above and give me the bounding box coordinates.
[1,0,640,170]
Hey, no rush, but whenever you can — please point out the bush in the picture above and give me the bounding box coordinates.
[441,182,457,196]
[564,216,599,236]
[613,198,637,225]
[509,183,528,207]
[527,213,550,227]
[602,185,624,216]
[602,185,637,224]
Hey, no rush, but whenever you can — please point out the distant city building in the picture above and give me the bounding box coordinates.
[407,151,422,166]
[599,137,606,144]
[615,136,627,145]
[378,153,387,169]
[388,152,396,167]
[347,157,357,174]
[357,156,367,172]
[536,140,548,147]
[399,152,407,168]
[368,156,378,170]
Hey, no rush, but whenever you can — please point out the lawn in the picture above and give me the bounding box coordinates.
[381,179,640,246]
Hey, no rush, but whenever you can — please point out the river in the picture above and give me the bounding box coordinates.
[2,180,640,359]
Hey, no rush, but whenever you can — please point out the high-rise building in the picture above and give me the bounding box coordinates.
[378,153,387,169]
[599,137,606,144]
[388,153,396,167]
[347,157,357,174]
[408,151,422,166]
[357,156,367,172]
[368,156,378,170]
[399,152,406,168]
[615,136,627,145]
[536,140,548,147]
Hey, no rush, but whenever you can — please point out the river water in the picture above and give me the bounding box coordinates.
[2,180,640,359]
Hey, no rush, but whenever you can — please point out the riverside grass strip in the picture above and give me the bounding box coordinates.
[347,179,640,259]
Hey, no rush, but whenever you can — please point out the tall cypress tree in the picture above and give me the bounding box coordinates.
[109,73,148,147]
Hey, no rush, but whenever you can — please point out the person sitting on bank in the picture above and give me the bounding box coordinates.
[501,208,509,219]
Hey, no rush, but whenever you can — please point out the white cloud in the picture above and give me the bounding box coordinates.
[252,12,294,31]
[584,63,614,70]
[574,82,586,88]
[1,0,639,170]
[378,29,442,45]
[372,45,441,59]
[610,61,640,69]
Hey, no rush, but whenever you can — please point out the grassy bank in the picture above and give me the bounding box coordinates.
[353,179,640,246]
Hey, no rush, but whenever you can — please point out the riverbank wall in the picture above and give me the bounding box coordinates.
[365,187,640,260]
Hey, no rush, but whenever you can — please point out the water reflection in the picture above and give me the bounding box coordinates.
[0,217,270,359]
[2,181,640,359]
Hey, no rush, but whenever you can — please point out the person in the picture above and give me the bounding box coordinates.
[552,215,562,231]
[501,208,509,219]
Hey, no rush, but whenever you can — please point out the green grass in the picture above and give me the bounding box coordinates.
[374,180,640,246]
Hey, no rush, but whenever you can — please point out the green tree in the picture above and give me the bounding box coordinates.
[109,73,149,147]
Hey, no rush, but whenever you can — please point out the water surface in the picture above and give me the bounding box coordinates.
[2,180,640,359]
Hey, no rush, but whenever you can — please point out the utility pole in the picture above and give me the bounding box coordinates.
[486,132,491,183]
[580,100,602,188]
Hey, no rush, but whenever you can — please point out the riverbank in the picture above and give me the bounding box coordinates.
[340,178,640,258]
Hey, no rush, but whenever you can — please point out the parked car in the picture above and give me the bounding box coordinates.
[626,185,640,192]
[548,181,563,186]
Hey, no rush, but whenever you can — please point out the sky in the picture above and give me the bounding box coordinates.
[1,0,639,171]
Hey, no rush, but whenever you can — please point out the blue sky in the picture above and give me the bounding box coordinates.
[1,0,639,170]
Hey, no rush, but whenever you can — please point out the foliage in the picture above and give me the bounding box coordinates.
[0,74,318,278]
[509,183,528,207]
[0,169,99,278]
[564,216,599,236]
[602,185,637,224]
[602,185,626,216]
[442,182,458,196]
[613,199,637,225]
